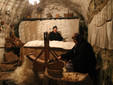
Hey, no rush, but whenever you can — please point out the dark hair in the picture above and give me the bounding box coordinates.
[73,33,84,44]
[53,26,58,29]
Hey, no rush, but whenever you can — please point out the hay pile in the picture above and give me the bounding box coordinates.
[62,72,85,81]
[7,57,37,85]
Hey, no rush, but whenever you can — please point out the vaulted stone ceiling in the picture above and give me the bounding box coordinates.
[43,0,91,24]
[0,0,29,25]
[0,0,110,25]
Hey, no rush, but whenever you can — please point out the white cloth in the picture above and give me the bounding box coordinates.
[24,40,75,50]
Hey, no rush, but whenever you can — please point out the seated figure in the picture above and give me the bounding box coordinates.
[49,26,64,41]
[58,33,97,78]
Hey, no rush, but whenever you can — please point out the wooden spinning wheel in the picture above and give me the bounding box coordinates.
[26,32,64,71]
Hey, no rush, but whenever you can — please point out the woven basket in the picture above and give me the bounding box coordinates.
[47,60,65,70]
[46,68,63,78]
[64,13,73,17]
[46,60,65,78]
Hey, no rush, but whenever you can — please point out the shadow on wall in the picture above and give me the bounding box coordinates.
[79,23,88,40]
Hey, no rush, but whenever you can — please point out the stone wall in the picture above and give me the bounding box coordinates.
[40,3,78,18]
[88,0,109,23]
[44,0,91,23]
[93,46,113,85]
[0,0,29,25]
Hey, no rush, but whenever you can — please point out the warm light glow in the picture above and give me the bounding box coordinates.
[29,0,40,5]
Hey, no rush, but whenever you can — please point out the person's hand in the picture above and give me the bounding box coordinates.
[66,60,71,64]
[63,37,67,42]
[68,60,71,63]
[57,56,61,60]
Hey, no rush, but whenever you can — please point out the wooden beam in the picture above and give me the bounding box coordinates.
[44,32,49,68]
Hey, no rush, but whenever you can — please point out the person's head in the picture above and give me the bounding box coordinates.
[72,33,83,45]
[53,26,58,33]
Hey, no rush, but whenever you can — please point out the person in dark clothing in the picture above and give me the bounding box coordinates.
[58,33,97,78]
[49,26,63,41]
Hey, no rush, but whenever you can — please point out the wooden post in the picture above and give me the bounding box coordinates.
[44,32,49,68]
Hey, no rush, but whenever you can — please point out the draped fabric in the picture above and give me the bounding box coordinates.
[88,0,113,50]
